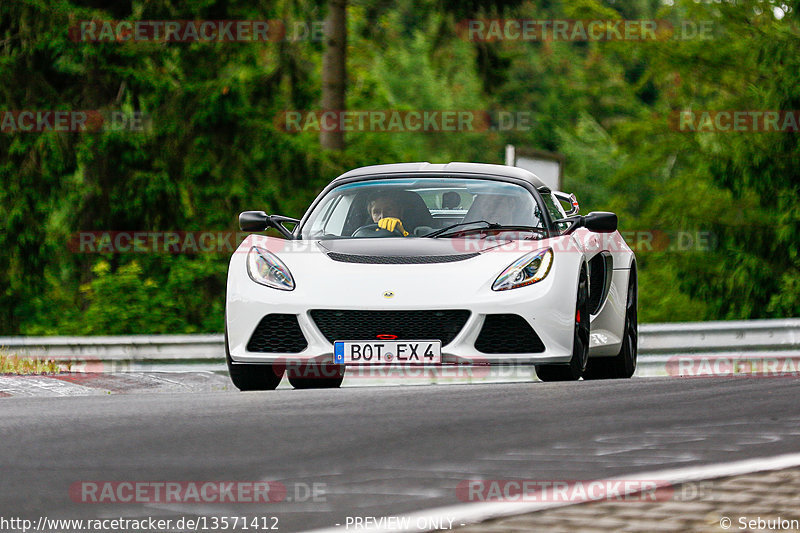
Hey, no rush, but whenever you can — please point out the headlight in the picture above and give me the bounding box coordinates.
[492,248,553,291]
[247,246,295,291]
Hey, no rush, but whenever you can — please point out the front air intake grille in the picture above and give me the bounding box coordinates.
[475,314,545,353]
[310,310,470,345]
[246,314,308,353]
[326,252,479,264]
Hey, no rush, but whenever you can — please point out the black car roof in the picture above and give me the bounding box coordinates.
[332,162,551,193]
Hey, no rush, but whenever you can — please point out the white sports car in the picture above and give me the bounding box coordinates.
[225,162,637,389]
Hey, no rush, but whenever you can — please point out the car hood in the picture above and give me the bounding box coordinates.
[316,238,503,263]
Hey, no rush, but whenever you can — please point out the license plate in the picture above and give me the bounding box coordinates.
[334,340,441,364]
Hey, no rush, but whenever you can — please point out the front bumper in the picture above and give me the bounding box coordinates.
[226,242,583,366]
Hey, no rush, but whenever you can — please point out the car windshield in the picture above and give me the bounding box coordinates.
[300,177,545,240]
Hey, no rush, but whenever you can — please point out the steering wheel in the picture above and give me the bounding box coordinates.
[351,223,406,238]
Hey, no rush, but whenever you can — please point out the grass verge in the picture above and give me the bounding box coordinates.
[0,348,71,375]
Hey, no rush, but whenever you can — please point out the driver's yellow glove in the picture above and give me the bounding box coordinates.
[377,217,409,236]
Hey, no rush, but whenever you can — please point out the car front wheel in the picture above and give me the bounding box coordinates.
[225,327,284,391]
[536,265,590,382]
[583,266,638,380]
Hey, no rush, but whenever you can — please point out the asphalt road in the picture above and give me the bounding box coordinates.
[2,377,800,532]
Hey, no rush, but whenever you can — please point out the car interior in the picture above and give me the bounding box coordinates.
[335,187,545,238]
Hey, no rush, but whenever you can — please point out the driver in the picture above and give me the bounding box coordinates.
[367,195,409,236]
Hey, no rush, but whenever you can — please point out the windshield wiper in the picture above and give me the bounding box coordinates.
[424,221,545,238]
[423,220,499,238]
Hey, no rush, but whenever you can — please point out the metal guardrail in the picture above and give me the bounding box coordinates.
[639,318,800,355]
[2,319,799,376]
[634,318,800,376]
[0,334,224,361]
[0,334,226,372]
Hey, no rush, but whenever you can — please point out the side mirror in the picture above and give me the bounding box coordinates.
[239,211,269,232]
[239,211,300,239]
[557,211,618,234]
[584,211,618,233]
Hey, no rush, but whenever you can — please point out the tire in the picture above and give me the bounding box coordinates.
[287,362,345,389]
[225,327,284,391]
[583,266,638,380]
[536,266,590,382]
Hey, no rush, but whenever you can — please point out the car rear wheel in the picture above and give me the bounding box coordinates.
[287,362,345,389]
[583,266,638,380]
[225,327,284,391]
[536,266,590,382]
